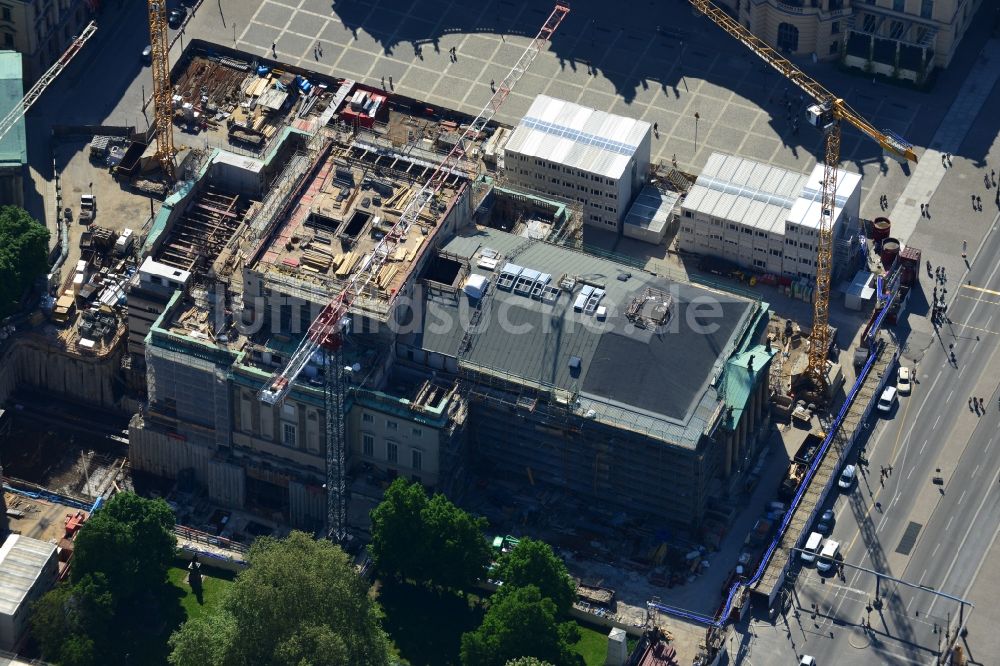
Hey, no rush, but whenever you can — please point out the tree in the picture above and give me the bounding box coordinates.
[168,531,391,666]
[0,206,49,317]
[505,659,555,666]
[492,538,576,615]
[369,478,430,582]
[31,573,114,666]
[370,479,490,590]
[71,492,176,600]
[460,586,581,666]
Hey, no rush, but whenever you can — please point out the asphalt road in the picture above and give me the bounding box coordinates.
[748,206,1000,666]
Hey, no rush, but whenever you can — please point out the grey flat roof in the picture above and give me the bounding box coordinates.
[407,228,758,444]
[624,185,678,233]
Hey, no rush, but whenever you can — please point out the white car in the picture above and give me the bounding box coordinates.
[877,386,897,413]
[838,464,856,490]
[897,367,912,395]
[800,656,816,666]
[816,539,840,572]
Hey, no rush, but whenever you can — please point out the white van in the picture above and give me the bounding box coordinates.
[816,539,840,572]
[800,531,823,564]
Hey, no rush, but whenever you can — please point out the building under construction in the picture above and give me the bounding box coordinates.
[127,43,775,533]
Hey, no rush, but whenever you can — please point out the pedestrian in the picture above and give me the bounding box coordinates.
[921,203,925,215]
[970,397,974,410]
[653,122,659,133]
[887,465,893,476]
[389,76,393,89]
[977,195,982,209]
[272,40,276,53]
[381,76,385,88]
[981,397,986,410]
[993,169,997,187]
[313,46,318,60]
[875,501,882,512]
[941,154,947,166]
[924,203,930,216]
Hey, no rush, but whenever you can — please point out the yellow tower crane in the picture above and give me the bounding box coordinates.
[148,0,175,182]
[689,0,918,395]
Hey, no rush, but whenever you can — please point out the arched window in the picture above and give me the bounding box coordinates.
[777,23,800,53]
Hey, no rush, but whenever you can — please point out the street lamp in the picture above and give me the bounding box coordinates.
[694,112,700,154]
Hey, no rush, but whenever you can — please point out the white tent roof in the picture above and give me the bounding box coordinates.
[503,95,650,179]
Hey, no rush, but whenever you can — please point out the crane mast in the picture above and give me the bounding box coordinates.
[689,0,917,394]
[259,3,570,540]
[148,0,175,182]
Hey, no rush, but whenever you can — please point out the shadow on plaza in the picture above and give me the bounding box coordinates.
[331,0,1000,171]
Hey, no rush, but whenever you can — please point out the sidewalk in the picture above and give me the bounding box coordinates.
[890,40,1000,246]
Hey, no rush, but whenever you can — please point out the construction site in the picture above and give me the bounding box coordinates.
[0,0,944,663]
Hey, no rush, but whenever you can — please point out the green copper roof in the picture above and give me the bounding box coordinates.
[0,52,26,166]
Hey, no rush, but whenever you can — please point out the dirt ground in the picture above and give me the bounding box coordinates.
[54,138,161,274]
[1,405,128,499]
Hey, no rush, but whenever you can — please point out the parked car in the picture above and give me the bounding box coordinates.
[800,531,823,564]
[838,464,856,490]
[816,509,835,534]
[897,366,912,395]
[800,656,816,666]
[168,7,186,28]
[877,386,898,413]
[816,539,841,573]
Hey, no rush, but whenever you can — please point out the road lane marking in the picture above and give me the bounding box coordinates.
[973,463,980,478]
[948,389,955,400]
[933,415,941,430]
[988,437,995,454]
[963,284,1000,296]
[928,465,1000,618]
[907,468,914,479]
[953,320,1000,335]
[946,516,954,531]
[932,543,940,557]
[920,440,928,454]
[959,490,967,505]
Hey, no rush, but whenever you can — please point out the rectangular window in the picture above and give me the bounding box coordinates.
[362,433,374,457]
[920,0,933,19]
[831,21,839,35]
[362,413,374,424]
[412,449,422,471]
[387,441,398,464]
[892,0,904,11]
[1,8,10,22]
[386,420,397,431]
[411,428,422,437]
[829,41,839,56]
[282,422,296,447]
[4,33,13,49]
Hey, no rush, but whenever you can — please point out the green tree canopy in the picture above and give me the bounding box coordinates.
[370,478,491,590]
[168,531,391,666]
[0,206,49,317]
[460,586,581,666]
[505,658,556,666]
[30,573,114,666]
[493,538,576,615]
[71,491,176,600]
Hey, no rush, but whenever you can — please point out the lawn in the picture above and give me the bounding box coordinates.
[570,623,609,665]
[167,562,235,623]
